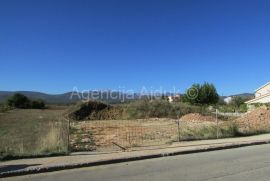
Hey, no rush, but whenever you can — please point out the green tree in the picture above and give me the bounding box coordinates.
[183,82,219,105]
[182,84,200,104]
[230,97,245,108]
[7,93,31,108]
[199,83,219,104]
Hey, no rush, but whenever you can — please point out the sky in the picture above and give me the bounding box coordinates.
[0,0,270,95]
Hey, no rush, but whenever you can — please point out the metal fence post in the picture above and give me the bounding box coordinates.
[66,118,71,154]
[177,116,181,142]
[216,109,219,139]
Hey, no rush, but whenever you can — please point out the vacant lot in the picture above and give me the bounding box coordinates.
[71,119,178,151]
[2,105,270,157]
[70,117,239,152]
[0,109,68,159]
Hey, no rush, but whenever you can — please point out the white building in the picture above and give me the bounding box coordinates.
[245,82,270,105]
[168,96,173,103]
[167,94,181,103]
[224,96,233,104]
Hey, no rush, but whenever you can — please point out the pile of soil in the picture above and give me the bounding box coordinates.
[67,101,123,120]
[180,113,221,122]
[236,106,270,129]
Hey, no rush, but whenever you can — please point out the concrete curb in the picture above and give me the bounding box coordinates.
[1,139,270,178]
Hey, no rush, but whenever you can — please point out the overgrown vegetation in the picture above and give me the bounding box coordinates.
[179,121,241,141]
[0,104,12,113]
[66,101,124,120]
[218,97,248,113]
[7,93,46,109]
[70,127,96,151]
[252,103,270,108]
[67,100,208,120]
[125,100,205,119]
[0,109,68,160]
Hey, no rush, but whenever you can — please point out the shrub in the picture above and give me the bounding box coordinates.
[125,100,205,119]
[7,93,46,109]
[31,99,45,109]
[230,97,246,108]
[179,121,240,141]
[218,97,248,113]
[67,101,110,120]
[0,104,12,113]
[7,93,31,109]
[238,104,248,113]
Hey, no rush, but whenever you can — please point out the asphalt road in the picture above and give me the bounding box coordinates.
[4,144,270,181]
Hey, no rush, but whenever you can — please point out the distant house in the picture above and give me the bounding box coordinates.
[167,94,181,103]
[224,96,233,104]
[168,96,173,103]
[245,82,270,105]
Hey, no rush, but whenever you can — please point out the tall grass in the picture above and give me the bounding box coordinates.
[0,109,69,160]
[179,121,241,141]
[37,121,68,154]
[0,104,12,113]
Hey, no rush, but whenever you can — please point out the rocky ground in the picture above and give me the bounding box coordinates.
[236,106,270,133]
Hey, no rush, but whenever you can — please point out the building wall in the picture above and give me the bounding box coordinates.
[255,84,270,98]
[255,95,270,103]
[248,94,270,104]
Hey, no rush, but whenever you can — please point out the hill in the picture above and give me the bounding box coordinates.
[220,93,254,100]
[0,91,254,105]
[0,91,142,105]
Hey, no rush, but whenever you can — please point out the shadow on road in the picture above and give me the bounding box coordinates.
[0,164,41,173]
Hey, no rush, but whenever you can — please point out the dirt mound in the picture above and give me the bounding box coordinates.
[236,106,270,129]
[67,101,123,120]
[180,113,220,122]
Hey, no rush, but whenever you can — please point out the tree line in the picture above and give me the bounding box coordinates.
[7,93,45,109]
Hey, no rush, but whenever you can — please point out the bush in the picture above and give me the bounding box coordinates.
[31,100,45,109]
[67,101,110,120]
[239,104,248,113]
[125,100,205,119]
[230,97,245,108]
[179,121,240,141]
[7,93,31,109]
[218,97,248,113]
[7,93,46,109]
[0,104,12,113]
[252,103,270,108]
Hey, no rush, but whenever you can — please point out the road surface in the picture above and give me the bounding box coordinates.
[4,144,270,181]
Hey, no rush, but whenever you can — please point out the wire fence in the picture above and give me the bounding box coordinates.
[1,108,270,158]
[69,119,180,152]
[68,111,243,152]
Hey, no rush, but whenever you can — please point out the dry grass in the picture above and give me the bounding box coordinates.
[2,106,270,157]
[70,119,178,151]
[0,109,68,159]
[70,118,241,151]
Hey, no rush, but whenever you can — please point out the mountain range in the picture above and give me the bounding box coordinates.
[0,91,149,105]
[0,91,254,105]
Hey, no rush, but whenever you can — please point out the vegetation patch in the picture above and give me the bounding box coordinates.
[66,101,123,120]
[67,100,207,121]
[179,121,240,141]
[7,93,46,109]
[0,109,68,160]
